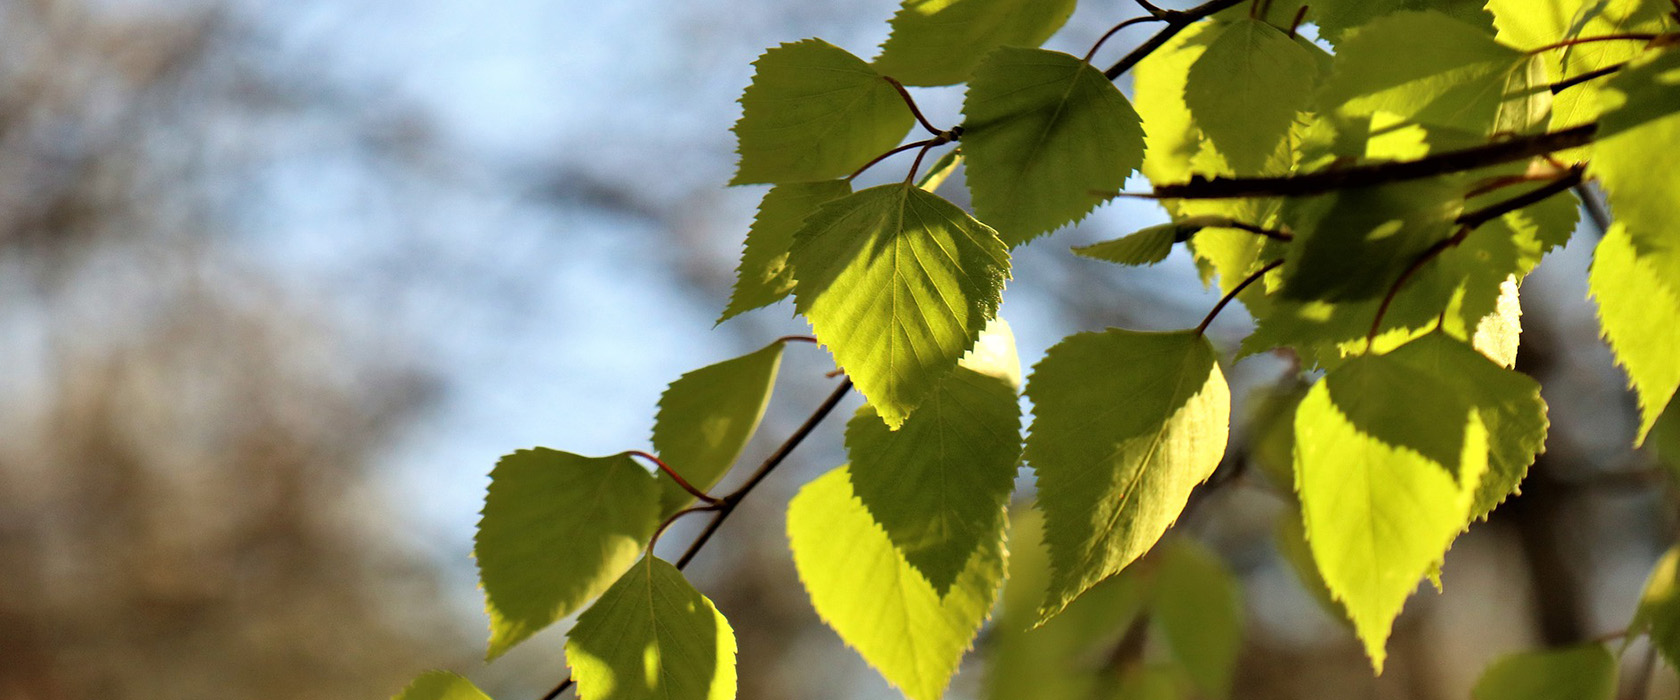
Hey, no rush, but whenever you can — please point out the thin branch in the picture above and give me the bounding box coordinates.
[649,503,723,552]
[1085,15,1164,63]
[675,377,854,570]
[775,335,819,345]
[1105,0,1248,80]
[1366,169,1584,341]
[1225,219,1294,241]
[1196,259,1284,335]
[630,451,720,505]
[1549,61,1629,93]
[883,76,942,136]
[1286,5,1309,39]
[905,141,939,184]
[849,138,937,181]
[1152,123,1597,199]
[1133,0,1167,18]
[1525,32,1663,55]
[1576,183,1613,235]
[538,679,573,700]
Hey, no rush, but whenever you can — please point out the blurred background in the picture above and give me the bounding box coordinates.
[0,0,1674,698]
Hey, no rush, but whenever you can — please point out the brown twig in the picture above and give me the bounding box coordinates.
[1196,259,1284,335]
[630,451,720,505]
[883,76,942,136]
[1104,0,1249,80]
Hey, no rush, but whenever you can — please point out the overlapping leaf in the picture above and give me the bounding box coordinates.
[1591,47,1680,303]
[1590,223,1680,443]
[731,40,914,185]
[392,671,493,700]
[1488,0,1675,135]
[1073,222,1182,267]
[565,556,737,700]
[1185,18,1322,172]
[789,182,1010,428]
[1471,644,1617,700]
[1316,11,1525,133]
[1279,178,1463,302]
[720,181,851,322]
[1294,333,1549,671]
[788,467,1005,700]
[1150,540,1243,698]
[476,449,659,659]
[651,342,784,514]
[1632,546,1680,668]
[1026,329,1229,622]
[872,0,1076,87]
[846,320,1021,594]
[963,47,1146,246]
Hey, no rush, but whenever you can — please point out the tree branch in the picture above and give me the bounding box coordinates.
[1152,123,1597,200]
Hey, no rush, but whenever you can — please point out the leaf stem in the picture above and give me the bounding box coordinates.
[1195,258,1284,335]
[883,76,943,136]
[1105,0,1249,80]
[849,138,937,181]
[1548,61,1628,93]
[649,503,723,553]
[1085,15,1164,63]
[1151,123,1597,199]
[1524,33,1664,56]
[630,450,720,505]
[775,335,819,345]
[1286,5,1308,39]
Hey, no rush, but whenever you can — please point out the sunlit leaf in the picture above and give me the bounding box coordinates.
[1316,11,1523,132]
[1073,222,1181,267]
[1592,48,1680,300]
[789,466,1004,700]
[872,0,1076,86]
[1185,18,1321,172]
[565,556,737,700]
[1590,223,1680,443]
[476,449,659,659]
[731,39,914,185]
[392,671,493,700]
[790,182,1010,428]
[1633,546,1680,668]
[1027,329,1229,622]
[651,342,784,513]
[963,47,1146,246]
[846,320,1022,594]
[720,181,852,322]
[1280,179,1462,302]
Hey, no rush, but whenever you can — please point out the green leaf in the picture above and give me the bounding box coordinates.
[1315,11,1524,132]
[1134,21,1220,188]
[1590,223,1680,443]
[476,449,660,659]
[720,181,852,323]
[1280,179,1463,302]
[392,671,493,700]
[565,556,737,700]
[1149,540,1243,699]
[1184,18,1322,172]
[962,47,1146,246]
[872,0,1076,87]
[846,320,1022,594]
[788,466,1005,700]
[1471,644,1617,700]
[1073,223,1181,267]
[985,506,1149,700]
[1492,55,1554,135]
[1633,546,1680,668]
[790,182,1010,428]
[731,39,914,185]
[1592,48,1680,302]
[652,342,785,514]
[1026,329,1230,622]
[1295,339,1492,672]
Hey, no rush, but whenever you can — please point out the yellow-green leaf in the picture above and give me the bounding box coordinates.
[652,342,784,514]
[1590,223,1680,443]
[720,181,851,322]
[392,671,493,700]
[872,0,1076,86]
[1472,644,1617,700]
[565,556,737,700]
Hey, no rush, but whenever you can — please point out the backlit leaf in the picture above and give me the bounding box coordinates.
[720,181,852,322]
[790,182,1010,428]
[1590,223,1680,443]
[731,39,914,185]
[1280,179,1462,302]
[392,671,493,700]
[1633,546,1680,668]
[1472,644,1617,700]
[565,556,737,700]
[1592,48,1680,298]
[652,341,784,514]
[789,466,1005,700]
[1073,222,1181,267]
[1316,11,1524,132]
[1150,540,1243,698]
[846,320,1022,594]
[476,449,659,659]
[963,47,1146,246]
[1027,329,1230,622]
[1185,18,1321,172]
[1295,337,1492,672]
[872,0,1076,86]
